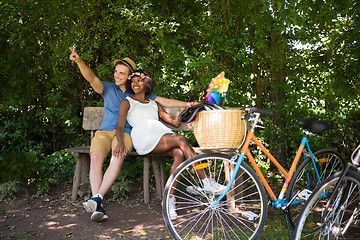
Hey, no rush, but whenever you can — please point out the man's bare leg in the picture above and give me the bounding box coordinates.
[97,155,125,197]
[83,151,106,214]
[89,151,106,196]
[84,153,126,222]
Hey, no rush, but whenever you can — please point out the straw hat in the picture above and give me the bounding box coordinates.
[113,57,136,73]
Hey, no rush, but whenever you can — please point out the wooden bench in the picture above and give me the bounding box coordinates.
[66,107,237,203]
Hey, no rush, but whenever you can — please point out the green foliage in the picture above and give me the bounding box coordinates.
[0,0,359,187]
[109,175,133,201]
[256,159,271,176]
[42,150,76,183]
[0,150,75,198]
[0,153,46,184]
[0,180,20,201]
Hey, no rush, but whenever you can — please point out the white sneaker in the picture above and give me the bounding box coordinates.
[90,205,108,222]
[186,178,227,195]
[169,196,178,220]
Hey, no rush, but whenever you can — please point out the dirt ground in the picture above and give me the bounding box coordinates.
[0,182,171,240]
[4,181,358,240]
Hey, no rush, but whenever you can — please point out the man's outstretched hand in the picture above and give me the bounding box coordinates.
[69,47,82,63]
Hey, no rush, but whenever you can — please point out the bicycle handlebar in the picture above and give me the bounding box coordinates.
[242,107,274,117]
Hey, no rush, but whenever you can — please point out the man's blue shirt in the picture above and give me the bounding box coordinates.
[99,81,157,133]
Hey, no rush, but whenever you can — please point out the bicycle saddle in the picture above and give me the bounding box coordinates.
[297,118,329,134]
[179,102,224,124]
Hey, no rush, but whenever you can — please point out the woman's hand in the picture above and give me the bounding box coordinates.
[112,143,128,159]
[186,101,202,108]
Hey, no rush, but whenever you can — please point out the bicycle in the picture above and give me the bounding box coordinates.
[162,107,345,240]
[292,144,360,239]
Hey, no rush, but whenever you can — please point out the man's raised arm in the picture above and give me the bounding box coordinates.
[69,47,104,94]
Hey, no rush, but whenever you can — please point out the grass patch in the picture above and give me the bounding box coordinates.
[260,212,290,239]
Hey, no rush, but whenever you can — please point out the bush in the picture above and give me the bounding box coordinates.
[0,150,77,198]
[0,180,20,201]
[0,152,46,184]
[42,150,76,183]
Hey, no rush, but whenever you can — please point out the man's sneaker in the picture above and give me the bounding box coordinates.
[90,205,108,222]
[186,178,227,196]
[169,196,178,220]
[83,196,102,213]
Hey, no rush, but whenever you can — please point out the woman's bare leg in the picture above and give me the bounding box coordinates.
[152,133,206,181]
[151,133,195,159]
[165,147,185,175]
[165,148,185,195]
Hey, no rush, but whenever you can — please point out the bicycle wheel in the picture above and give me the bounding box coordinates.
[285,149,345,229]
[162,153,268,240]
[292,171,360,240]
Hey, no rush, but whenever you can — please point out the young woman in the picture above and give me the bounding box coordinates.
[113,70,225,220]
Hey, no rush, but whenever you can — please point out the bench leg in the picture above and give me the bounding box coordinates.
[71,153,90,201]
[80,154,90,184]
[72,153,82,201]
[152,157,162,199]
[143,156,150,204]
[160,158,166,194]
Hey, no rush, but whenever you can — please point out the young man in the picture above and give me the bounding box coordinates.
[69,47,195,222]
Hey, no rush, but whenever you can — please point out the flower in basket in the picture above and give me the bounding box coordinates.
[205,71,230,104]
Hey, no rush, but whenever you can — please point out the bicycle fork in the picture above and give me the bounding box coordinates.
[209,152,262,222]
[210,152,245,208]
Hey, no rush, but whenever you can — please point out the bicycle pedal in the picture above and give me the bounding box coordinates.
[298,189,312,200]
[240,211,259,221]
[306,222,319,227]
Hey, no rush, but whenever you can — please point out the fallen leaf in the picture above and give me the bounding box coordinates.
[8,226,16,231]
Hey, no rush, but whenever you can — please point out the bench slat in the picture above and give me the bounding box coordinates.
[82,106,193,132]
[65,146,90,154]
[82,107,104,130]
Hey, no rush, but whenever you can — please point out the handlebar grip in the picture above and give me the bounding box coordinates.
[252,108,274,117]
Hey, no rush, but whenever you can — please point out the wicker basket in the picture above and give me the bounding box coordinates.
[194,109,247,149]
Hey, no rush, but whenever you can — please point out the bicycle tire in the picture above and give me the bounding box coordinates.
[292,171,360,240]
[285,149,345,229]
[162,153,268,240]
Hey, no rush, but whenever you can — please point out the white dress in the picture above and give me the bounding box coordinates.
[126,97,173,155]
